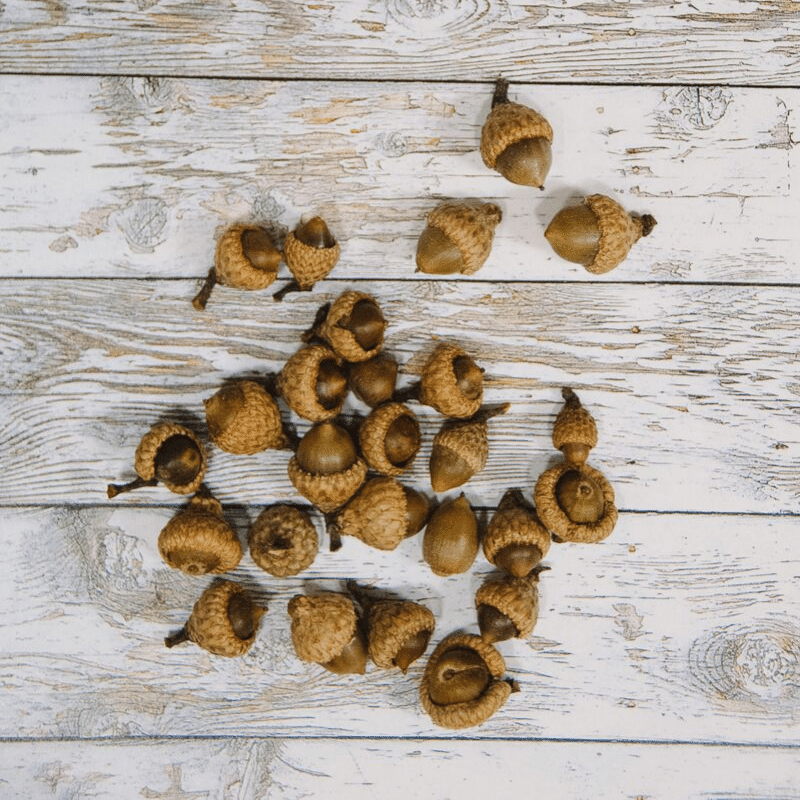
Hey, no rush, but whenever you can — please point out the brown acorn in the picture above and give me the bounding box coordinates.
[422,493,479,577]
[278,344,349,422]
[475,568,544,643]
[480,78,553,189]
[358,402,421,476]
[545,194,657,274]
[158,493,242,575]
[192,224,282,310]
[483,489,550,577]
[419,632,518,729]
[107,422,207,498]
[429,403,509,492]
[164,580,265,657]
[287,592,368,674]
[274,216,340,300]
[287,421,368,513]
[306,291,386,362]
[249,505,319,577]
[552,387,598,466]
[348,352,398,407]
[416,201,503,276]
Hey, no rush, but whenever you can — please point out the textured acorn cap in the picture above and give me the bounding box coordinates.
[420,633,514,730]
[418,201,503,276]
[358,402,420,476]
[283,227,341,290]
[483,489,551,569]
[287,455,368,513]
[419,343,483,419]
[215,224,280,290]
[334,476,408,551]
[158,494,242,575]
[534,462,618,543]
[288,592,358,664]
[480,100,553,172]
[584,194,652,275]
[278,344,346,422]
[317,291,385,362]
[134,422,207,495]
[552,387,598,462]
[249,505,319,577]
[366,600,435,670]
[430,417,488,493]
[476,574,539,639]
[186,581,264,657]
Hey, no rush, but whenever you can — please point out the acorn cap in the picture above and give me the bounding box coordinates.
[287,455,368,513]
[585,194,653,275]
[288,592,358,664]
[334,476,408,551]
[186,581,264,657]
[366,599,436,670]
[317,291,385,362]
[480,100,553,172]
[475,574,539,640]
[283,223,341,290]
[358,402,420,476]
[215,224,280,290]
[134,422,207,495]
[419,343,483,419]
[158,494,242,575]
[278,344,347,422]
[534,462,618,543]
[420,633,515,729]
[418,201,503,276]
[249,505,319,577]
[483,488,551,572]
[552,387,598,464]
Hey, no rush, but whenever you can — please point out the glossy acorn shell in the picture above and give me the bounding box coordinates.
[419,343,483,419]
[283,219,340,290]
[288,592,360,665]
[422,494,479,577]
[475,573,540,641]
[317,291,386,363]
[278,344,347,423]
[358,402,420,476]
[483,489,550,575]
[249,505,319,577]
[366,599,435,670]
[134,422,207,495]
[430,415,493,493]
[214,224,281,290]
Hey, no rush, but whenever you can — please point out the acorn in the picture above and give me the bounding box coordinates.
[480,78,553,189]
[429,403,509,492]
[552,387,598,466]
[483,489,550,577]
[249,505,319,577]
[358,402,421,476]
[107,422,207,498]
[419,632,519,729]
[164,580,264,657]
[158,493,242,575]
[287,592,368,674]
[274,216,340,300]
[348,352,398,407]
[287,421,368,513]
[475,568,545,643]
[305,291,386,362]
[278,344,349,422]
[204,380,289,455]
[422,493,479,577]
[192,224,282,310]
[416,200,502,276]
[545,194,657,274]
[329,477,430,552]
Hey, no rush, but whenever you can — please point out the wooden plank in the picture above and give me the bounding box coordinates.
[1,77,797,283]
[1,1,799,85]
[1,507,799,743]
[1,738,799,799]
[0,279,797,514]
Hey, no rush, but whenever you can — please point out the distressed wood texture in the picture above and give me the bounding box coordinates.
[2,739,799,799]
[1,77,797,284]
[0,279,797,513]
[1,0,800,85]
[2,506,800,743]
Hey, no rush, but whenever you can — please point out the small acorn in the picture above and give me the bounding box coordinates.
[164,580,264,657]
[545,194,657,274]
[287,421,368,513]
[429,403,509,492]
[193,224,282,310]
[107,422,207,498]
[278,344,349,422]
[552,387,598,466]
[358,402,421,476]
[475,568,545,643]
[305,291,386,362]
[348,352,398,407]
[287,592,368,674]
[483,488,550,577]
[274,216,340,300]
[158,493,242,575]
[249,505,319,577]
[419,632,519,729]
[480,78,553,189]
[416,201,503,276]
[422,493,479,577]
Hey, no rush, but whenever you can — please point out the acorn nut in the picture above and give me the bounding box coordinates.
[249,505,319,577]
[278,344,349,423]
[475,568,544,643]
[305,291,386,362]
[358,402,421,476]
[274,216,340,300]
[348,352,398,407]
[422,493,479,577]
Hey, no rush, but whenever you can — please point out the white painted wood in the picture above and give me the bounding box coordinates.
[1,739,799,800]
[1,1,799,85]
[1,77,797,283]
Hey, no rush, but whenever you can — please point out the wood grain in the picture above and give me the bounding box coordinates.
[1,77,797,283]
[1,1,799,85]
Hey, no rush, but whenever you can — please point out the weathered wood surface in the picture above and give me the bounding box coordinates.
[2,506,800,743]
[1,77,797,284]
[2,1,800,86]
[2,739,799,799]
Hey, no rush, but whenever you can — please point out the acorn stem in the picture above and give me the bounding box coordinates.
[561,386,582,408]
[393,380,421,403]
[273,279,308,302]
[492,77,510,108]
[164,626,190,648]
[639,214,658,237]
[507,678,522,694]
[301,302,331,344]
[192,268,217,311]
[326,513,343,552]
[345,580,376,613]
[473,402,511,424]
[107,476,158,498]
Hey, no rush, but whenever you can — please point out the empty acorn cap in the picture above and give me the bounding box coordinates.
[132,422,207,495]
[419,343,484,419]
[278,344,348,423]
[215,224,281,290]
[358,402,421,476]
[475,572,540,642]
[552,387,598,466]
[283,217,341,290]
[333,476,411,551]
[249,505,319,577]
[422,494,479,577]
[316,291,386,362]
[363,597,436,671]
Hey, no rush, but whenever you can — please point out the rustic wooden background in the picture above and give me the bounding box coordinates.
[2,1,799,797]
